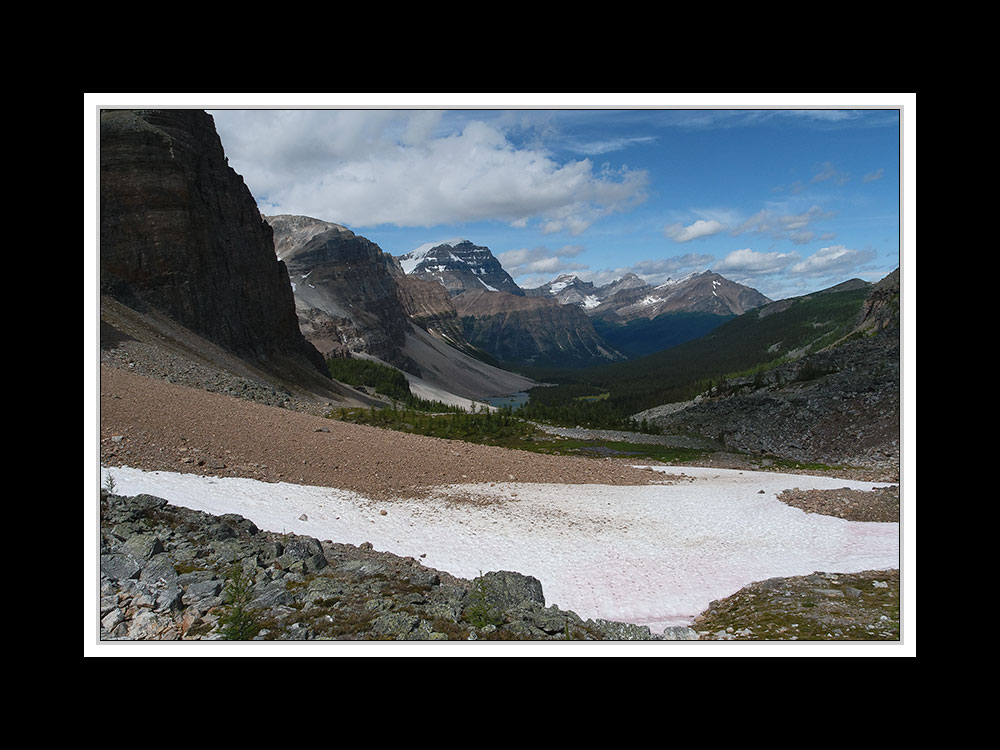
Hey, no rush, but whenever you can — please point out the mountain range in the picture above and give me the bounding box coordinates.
[265,216,534,404]
[97,108,900,470]
[95,109,903,646]
[393,239,773,369]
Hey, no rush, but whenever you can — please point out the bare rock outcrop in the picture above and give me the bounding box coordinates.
[99,110,327,381]
[454,288,626,368]
[99,490,683,641]
[269,216,417,371]
[639,269,901,474]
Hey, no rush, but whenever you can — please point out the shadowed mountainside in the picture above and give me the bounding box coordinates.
[99,109,334,396]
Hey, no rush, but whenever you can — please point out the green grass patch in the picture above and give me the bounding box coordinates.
[329,404,715,464]
[331,404,541,448]
[525,437,710,464]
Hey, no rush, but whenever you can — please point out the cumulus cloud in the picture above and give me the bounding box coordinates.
[499,245,589,279]
[732,205,834,243]
[790,245,876,277]
[211,110,649,234]
[662,204,832,246]
[664,219,727,243]
[716,248,801,277]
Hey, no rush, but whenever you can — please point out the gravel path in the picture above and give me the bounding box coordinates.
[99,365,672,502]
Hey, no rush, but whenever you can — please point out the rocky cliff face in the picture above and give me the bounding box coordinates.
[395,275,487,360]
[454,289,625,368]
[100,110,327,379]
[398,240,524,296]
[267,216,418,372]
[591,271,771,323]
[854,268,900,336]
[638,269,901,473]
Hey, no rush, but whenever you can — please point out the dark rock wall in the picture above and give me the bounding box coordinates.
[405,241,524,297]
[455,290,624,368]
[99,109,326,376]
[279,226,417,371]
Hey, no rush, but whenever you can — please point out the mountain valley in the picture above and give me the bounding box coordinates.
[93,108,905,647]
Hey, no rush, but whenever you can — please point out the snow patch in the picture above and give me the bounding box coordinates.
[100,464,898,634]
[399,239,467,274]
[656,271,699,289]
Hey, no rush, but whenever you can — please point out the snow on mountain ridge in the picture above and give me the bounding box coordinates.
[399,239,468,274]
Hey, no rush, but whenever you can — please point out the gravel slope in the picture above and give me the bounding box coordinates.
[99,365,670,502]
[96,364,903,641]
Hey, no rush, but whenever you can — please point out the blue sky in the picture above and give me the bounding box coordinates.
[204,97,906,301]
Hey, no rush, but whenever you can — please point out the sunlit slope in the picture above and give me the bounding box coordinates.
[575,284,872,410]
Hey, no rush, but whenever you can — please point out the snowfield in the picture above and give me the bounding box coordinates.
[100,464,899,634]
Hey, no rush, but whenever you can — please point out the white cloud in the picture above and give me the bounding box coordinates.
[664,219,727,243]
[810,161,850,185]
[663,203,833,246]
[499,245,589,279]
[790,245,876,277]
[716,248,801,277]
[567,135,658,156]
[211,110,649,234]
[733,204,834,242]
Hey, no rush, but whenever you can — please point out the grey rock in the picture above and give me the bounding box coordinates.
[123,534,164,561]
[277,537,327,572]
[407,570,441,588]
[139,554,178,584]
[219,514,260,536]
[155,586,185,612]
[101,608,125,632]
[303,577,346,604]
[182,580,222,605]
[593,619,655,641]
[659,626,700,640]
[339,559,387,577]
[473,570,546,611]
[127,609,173,640]
[533,606,574,635]
[101,553,142,582]
[176,570,216,588]
[250,581,293,609]
[99,491,696,642]
[372,611,420,638]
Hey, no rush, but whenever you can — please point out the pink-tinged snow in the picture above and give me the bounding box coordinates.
[100,465,899,634]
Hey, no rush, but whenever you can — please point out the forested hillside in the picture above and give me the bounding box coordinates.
[519,283,872,429]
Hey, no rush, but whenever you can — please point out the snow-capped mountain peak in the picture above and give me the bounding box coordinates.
[399,239,468,274]
[396,240,524,296]
[526,268,771,320]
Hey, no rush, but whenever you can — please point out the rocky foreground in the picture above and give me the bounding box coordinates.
[98,490,695,642]
[97,481,902,643]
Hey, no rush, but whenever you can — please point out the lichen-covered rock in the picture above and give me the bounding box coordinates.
[98,490,665,642]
